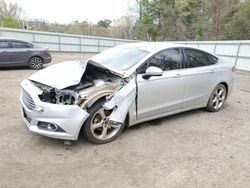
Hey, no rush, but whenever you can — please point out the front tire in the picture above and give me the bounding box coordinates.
[29,56,44,70]
[83,100,125,144]
[206,84,227,112]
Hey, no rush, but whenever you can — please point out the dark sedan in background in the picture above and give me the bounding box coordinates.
[0,38,51,69]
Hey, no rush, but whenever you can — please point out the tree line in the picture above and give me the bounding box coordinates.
[133,0,250,41]
[0,0,249,41]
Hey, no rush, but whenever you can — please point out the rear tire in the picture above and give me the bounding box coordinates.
[206,84,227,112]
[83,100,125,144]
[29,56,44,70]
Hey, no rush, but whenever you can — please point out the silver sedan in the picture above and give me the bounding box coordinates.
[20,43,234,144]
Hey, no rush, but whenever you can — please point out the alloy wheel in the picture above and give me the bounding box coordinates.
[212,86,226,110]
[90,108,121,140]
[29,57,43,69]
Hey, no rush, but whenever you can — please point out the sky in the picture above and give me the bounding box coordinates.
[6,0,132,24]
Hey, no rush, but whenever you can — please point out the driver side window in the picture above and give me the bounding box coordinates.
[137,48,182,74]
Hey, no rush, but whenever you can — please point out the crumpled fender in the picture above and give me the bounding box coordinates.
[103,77,136,123]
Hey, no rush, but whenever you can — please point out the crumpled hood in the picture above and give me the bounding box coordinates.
[29,60,87,89]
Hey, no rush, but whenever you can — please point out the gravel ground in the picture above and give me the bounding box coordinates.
[0,53,250,188]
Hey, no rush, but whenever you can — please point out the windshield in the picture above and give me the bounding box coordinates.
[90,45,150,71]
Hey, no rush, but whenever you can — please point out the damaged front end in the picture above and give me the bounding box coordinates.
[20,60,136,140]
[31,61,126,110]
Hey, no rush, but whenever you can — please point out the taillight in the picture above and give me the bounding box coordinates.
[45,48,49,52]
[232,66,236,72]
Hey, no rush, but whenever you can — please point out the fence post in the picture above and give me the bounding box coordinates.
[79,37,82,52]
[58,35,61,52]
[0,27,3,37]
[32,33,35,43]
[97,39,100,53]
[213,42,217,54]
[235,43,241,68]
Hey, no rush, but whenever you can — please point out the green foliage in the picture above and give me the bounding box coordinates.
[97,19,112,28]
[176,0,205,39]
[140,0,159,40]
[195,24,204,41]
[3,16,19,28]
[137,0,179,41]
[134,0,248,41]
[0,0,248,41]
[222,0,250,40]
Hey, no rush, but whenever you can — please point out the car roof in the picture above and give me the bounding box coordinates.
[102,42,219,77]
[117,42,195,51]
[118,42,218,57]
[0,37,32,43]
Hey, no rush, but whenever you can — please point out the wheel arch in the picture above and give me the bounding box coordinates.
[218,81,228,98]
[84,94,130,127]
[82,92,112,110]
[78,94,130,141]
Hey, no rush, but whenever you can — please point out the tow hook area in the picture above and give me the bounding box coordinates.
[64,140,72,145]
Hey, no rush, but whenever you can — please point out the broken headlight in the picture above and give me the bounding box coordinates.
[39,88,78,105]
[31,81,78,105]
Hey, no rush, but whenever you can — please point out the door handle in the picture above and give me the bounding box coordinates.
[175,73,183,78]
[209,70,215,74]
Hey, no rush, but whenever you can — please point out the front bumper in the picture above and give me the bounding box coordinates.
[20,79,89,140]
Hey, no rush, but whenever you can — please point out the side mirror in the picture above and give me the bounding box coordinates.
[142,66,163,79]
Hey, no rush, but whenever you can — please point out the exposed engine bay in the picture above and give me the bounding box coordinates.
[31,62,124,108]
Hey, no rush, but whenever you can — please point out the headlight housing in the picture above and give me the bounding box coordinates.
[39,88,78,105]
[31,81,78,105]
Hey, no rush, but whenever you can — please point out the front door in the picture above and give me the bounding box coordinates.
[136,48,186,120]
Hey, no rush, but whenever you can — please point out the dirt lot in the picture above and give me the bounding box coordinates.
[0,53,250,188]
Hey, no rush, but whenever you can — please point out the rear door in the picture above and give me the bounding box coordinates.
[136,48,186,120]
[8,40,33,65]
[0,40,10,65]
[182,48,218,108]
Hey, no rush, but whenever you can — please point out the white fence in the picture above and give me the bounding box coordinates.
[0,27,134,53]
[0,27,249,71]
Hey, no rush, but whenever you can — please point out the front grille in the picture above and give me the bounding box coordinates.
[21,89,36,110]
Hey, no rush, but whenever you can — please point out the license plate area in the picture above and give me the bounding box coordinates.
[23,108,31,123]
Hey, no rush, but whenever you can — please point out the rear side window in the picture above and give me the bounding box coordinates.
[207,53,218,65]
[11,41,30,48]
[0,41,9,48]
[184,49,217,68]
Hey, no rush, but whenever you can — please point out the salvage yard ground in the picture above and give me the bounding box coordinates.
[0,53,250,188]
